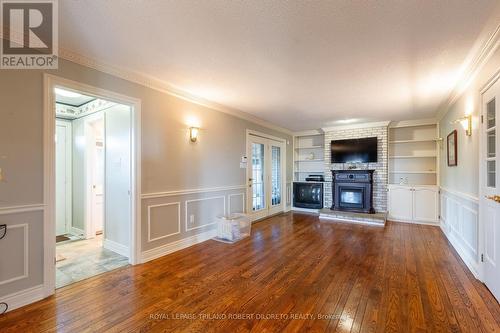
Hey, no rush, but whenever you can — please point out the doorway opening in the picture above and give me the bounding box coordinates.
[54,87,133,288]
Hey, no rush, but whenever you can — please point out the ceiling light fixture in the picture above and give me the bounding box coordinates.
[54,87,82,98]
[337,119,358,124]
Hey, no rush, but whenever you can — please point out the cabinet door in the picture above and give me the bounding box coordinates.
[413,187,439,223]
[388,186,413,221]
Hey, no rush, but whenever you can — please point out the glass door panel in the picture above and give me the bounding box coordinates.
[486,98,497,189]
[271,145,282,206]
[251,143,265,211]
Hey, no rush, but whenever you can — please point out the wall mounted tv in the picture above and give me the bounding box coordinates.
[331,137,378,163]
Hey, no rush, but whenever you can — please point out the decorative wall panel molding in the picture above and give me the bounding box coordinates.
[185,196,225,231]
[0,224,29,286]
[147,202,181,242]
[0,204,45,216]
[141,185,246,199]
[228,193,245,214]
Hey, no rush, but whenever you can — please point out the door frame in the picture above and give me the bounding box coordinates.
[43,74,142,297]
[478,70,500,283]
[246,129,287,220]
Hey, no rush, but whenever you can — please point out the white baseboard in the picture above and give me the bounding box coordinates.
[0,284,45,313]
[390,218,440,226]
[141,229,216,263]
[103,239,129,258]
[70,227,84,237]
[440,223,481,279]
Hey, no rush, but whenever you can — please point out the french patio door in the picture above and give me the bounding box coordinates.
[247,134,285,220]
[481,78,500,302]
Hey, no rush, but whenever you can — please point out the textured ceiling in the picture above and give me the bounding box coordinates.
[59,1,498,131]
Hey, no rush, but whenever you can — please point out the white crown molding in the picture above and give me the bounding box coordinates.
[321,121,390,132]
[292,129,324,136]
[57,48,293,136]
[389,118,437,128]
[436,23,500,121]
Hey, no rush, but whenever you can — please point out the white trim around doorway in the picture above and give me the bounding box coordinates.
[43,74,142,298]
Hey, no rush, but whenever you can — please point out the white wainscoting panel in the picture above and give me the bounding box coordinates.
[440,187,480,278]
[0,224,29,286]
[141,188,244,262]
[147,202,181,242]
[185,196,225,231]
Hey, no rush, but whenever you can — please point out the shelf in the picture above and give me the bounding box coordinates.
[295,159,324,162]
[389,155,437,159]
[389,171,436,174]
[389,139,437,144]
[295,145,324,149]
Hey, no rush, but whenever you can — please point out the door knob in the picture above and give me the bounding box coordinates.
[486,195,500,203]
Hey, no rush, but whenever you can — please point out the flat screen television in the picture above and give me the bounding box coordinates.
[331,137,378,163]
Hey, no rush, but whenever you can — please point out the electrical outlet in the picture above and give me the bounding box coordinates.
[189,214,195,225]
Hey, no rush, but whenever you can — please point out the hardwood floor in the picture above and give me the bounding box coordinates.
[1,212,499,332]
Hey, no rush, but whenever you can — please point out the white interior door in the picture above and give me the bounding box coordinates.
[247,134,285,220]
[84,114,104,239]
[481,79,500,302]
[55,119,72,236]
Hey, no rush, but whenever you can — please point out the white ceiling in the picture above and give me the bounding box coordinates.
[59,1,499,131]
[55,89,95,107]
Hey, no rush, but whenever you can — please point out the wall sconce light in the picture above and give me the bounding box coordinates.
[451,114,472,136]
[189,127,199,142]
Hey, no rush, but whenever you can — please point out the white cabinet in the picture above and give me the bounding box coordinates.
[388,185,439,224]
[413,187,439,223]
[388,185,413,221]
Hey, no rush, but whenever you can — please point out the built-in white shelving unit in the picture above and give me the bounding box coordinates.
[387,119,440,225]
[293,132,325,182]
[388,120,439,186]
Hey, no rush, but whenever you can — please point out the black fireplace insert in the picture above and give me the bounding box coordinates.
[331,170,375,214]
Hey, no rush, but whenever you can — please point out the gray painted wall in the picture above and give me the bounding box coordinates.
[0,57,293,302]
[439,46,500,196]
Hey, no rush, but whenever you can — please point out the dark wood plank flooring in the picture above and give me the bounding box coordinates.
[0,212,499,332]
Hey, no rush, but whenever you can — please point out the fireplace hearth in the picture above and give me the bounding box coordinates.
[331,170,375,214]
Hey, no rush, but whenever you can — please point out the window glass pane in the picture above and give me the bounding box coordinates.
[252,143,265,211]
[271,146,281,206]
[487,98,496,129]
[488,130,496,158]
[487,160,496,188]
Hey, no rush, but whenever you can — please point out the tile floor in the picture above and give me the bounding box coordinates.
[55,234,129,288]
